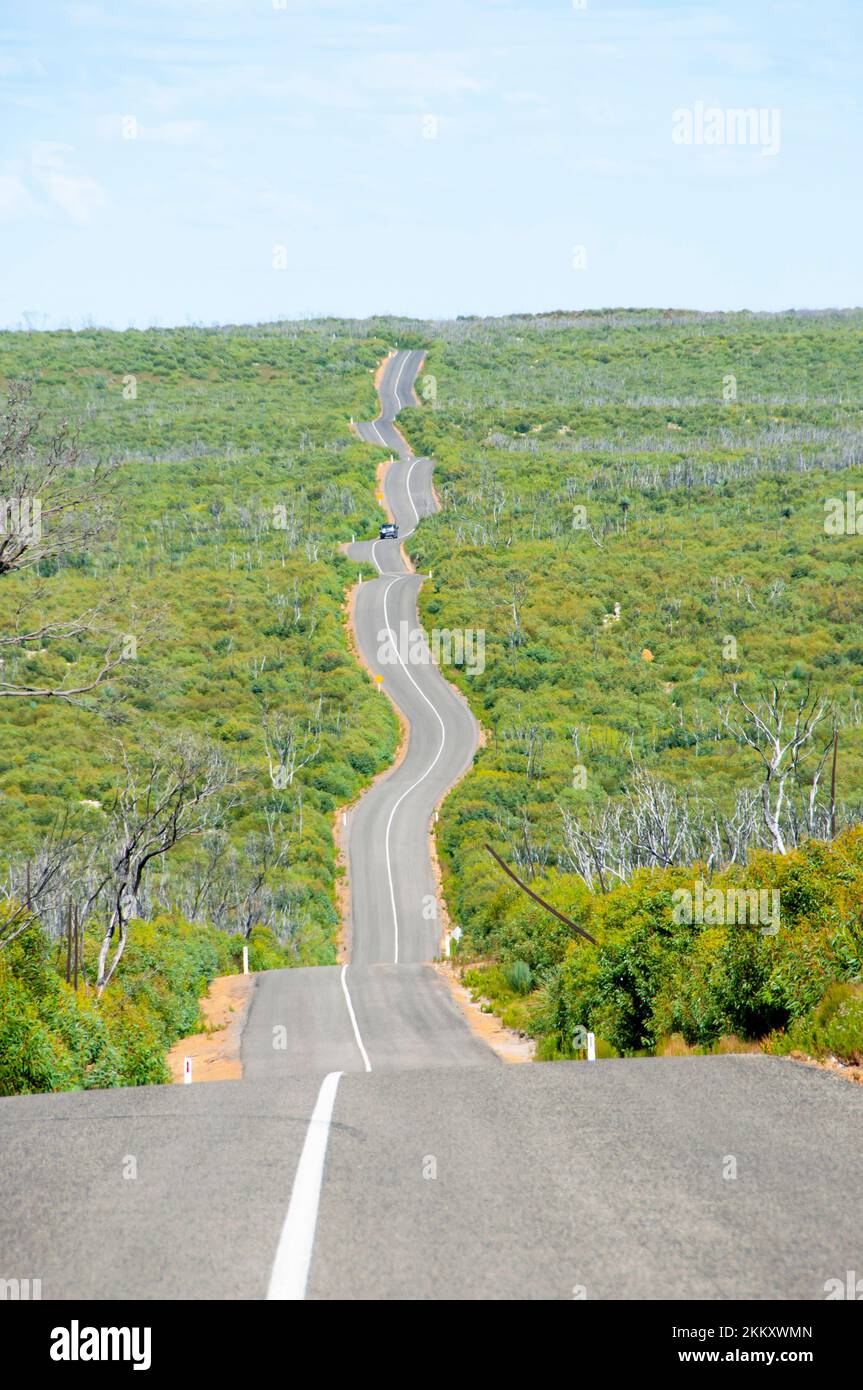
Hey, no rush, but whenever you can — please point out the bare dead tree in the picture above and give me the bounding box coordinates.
[148,806,297,941]
[81,738,237,993]
[0,599,163,704]
[0,384,149,703]
[791,712,838,842]
[0,609,141,703]
[233,827,291,939]
[722,682,834,854]
[714,789,761,865]
[180,829,233,925]
[262,697,323,788]
[498,571,528,649]
[559,745,843,897]
[501,716,549,783]
[622,767,692,868]
[560,802,630,892]
[0,382,115,576]
[0,811,85,949]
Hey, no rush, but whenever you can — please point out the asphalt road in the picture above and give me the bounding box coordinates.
[238,349,489,1078]
[348,351,479,966]
[1,351,860,1303]
[2,1057,862,1299]
[241,964,491,1078]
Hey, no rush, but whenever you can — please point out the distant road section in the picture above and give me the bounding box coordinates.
[349,350,480,966]
[240,347,488,1078]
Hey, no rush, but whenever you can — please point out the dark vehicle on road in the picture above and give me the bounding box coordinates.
[379,522,399,540]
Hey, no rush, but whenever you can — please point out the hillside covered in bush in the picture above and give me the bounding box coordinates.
[0,319,405,1089]
[395,309,863,1061]
[3,309,862,1088]
[0,320,400,969]
[461,830,863,1065]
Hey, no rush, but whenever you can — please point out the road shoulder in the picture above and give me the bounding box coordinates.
[167,972,254,1082]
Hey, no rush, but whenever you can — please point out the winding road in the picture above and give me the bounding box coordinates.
[2,352,862,1303]
[243,350,489,1080]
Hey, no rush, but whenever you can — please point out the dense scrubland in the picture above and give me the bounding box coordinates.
[0,320,398,1091]
[396,309,863,1064]
[3,309,862,1092]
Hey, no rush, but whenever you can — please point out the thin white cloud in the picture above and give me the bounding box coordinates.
[6,143,109,225]
[355,51,488,98]
[94,114,207,144]
[66,2,110,26]
[0,173,37,219]
[146,119,208,145]
[0,54,46,78]
[38,169,106,223]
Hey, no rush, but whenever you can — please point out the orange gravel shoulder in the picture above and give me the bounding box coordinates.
[167,973,253,1083]
[433,962,535,1064]
[790,1050,863,1086]
[373,352,393,396]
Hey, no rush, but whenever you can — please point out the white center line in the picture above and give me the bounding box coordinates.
[404,457,421,528]
[381,575,447,964]
[391,350,409,410]
[266,1069,343,1302]
[340,964,372,1072]
[267,352,432,1304]
[356,352,445,963]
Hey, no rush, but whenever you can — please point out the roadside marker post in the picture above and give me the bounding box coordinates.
[587,1033,596,1062]
[183,1057,192,1084]
[243,946,249,976]
[444,932,451,958]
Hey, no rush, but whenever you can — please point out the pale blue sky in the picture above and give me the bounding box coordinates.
[1,0,860,327]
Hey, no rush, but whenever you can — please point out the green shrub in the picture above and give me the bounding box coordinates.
[491,831,863,1059]
[503,959,533,994]
[777,982,863,1064]
[0,911,294,1096]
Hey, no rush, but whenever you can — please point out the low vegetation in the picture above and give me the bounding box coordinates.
[0,909,292,1095]
[3,309,862,1090]
[395,310,863,1065]
[0,319,399,1090]
[457,830,863,1066]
